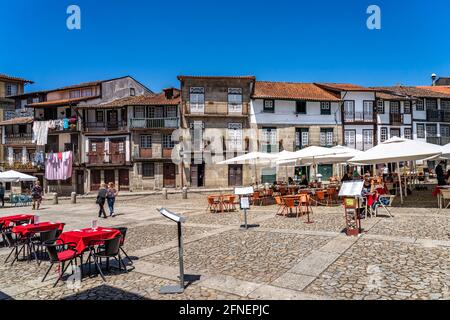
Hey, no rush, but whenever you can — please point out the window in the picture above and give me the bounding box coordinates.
[227,123,243,150]
[134,106,145,118]
[142,163,155,178]
[140,135,152,148]
[91,143,97,152]
[377,100,384,114]
[404,128,412,140]
[404,101,411,114]
[295,129,309,150]
[296,101,306,114]
[189,87,205,113]
[262,127,277,153]
[344,130,356,148]
[228,88,243,113]
[426,99,438,110]
[416,99,424,111]
[81,88,93,97]
[320,102,331,115]
[343,101,355,121]
[441,100,450,110]
[390,128,400,138]
[320,128,333,147]
[118,142,125,153]
[441,125,450,137]
[380,127,388,142]
[130,88,135,96]
[166,106,177,118]
[163,134,174,149]
[32,97,40,103]
[96,110,104,123]
[6,83,18,96]
[363,101,374,114]
[190,121,204,151]
[416,124,425,138]
[363,130,374,150]
[69,90,81,99]
[263,100,275,113]
[390,101,400,113]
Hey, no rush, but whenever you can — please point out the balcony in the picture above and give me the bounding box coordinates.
[130,118,179,129]
[84,121,128,133]
[4,133,33,145]
[390,113,403,126]
[343,112,374,123]
[426,136,450,146]
[87,152,126,165]
[132,146,173,159]
[427,110,450,122]
[4,108,34,120]
[3,161,41,171]
[183,102,249,117]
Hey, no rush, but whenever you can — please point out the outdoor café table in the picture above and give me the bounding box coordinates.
[0,214,34,227]
[58,227,122,255]
[12,221,64,238]
[11,222,64,264]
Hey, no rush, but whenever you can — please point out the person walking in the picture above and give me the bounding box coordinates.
[436,161,446,186]
[106,182,118,217]
[0,182,5,207]
[31,181,43,210]
[97,183,108,219]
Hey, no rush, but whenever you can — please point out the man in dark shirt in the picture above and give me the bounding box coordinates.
[436,161,447,186]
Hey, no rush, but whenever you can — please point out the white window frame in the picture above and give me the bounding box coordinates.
[189,87,205,114]
[344,130,356,148]
[228,88,243,114]
[140,135,152,149]
[404,128,412,139]
[227,123,243,151]
[380,127,388,142]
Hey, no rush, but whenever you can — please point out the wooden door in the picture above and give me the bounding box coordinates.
[76,170,85,194]
[228,165,243,186]
[118,169,129,191]
[107,110,119,130]
[190,165,198,187]
[104,170,115,186]
[90,170,101,191]
[89,140,104,164]
[163,163,176,188]
[110,139,125,164]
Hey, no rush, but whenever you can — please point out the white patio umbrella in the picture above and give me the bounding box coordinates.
[441,143,450,159]
[0,170,38,183]
[276,146,349,179]
[218,152,279,184]
[348,137,442,204]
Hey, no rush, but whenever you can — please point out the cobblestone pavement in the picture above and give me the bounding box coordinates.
[2,190,450,300]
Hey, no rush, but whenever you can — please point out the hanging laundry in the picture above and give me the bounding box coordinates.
[45,151,73,181]
[32,121,49,146]
[63,118,69,129]
[7,147,14,165]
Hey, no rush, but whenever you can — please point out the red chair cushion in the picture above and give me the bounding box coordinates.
[57,250,77,262]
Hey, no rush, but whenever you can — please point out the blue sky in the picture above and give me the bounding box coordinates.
[1,0,449,92]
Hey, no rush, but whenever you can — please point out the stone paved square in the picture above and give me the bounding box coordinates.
[1,192,450,300]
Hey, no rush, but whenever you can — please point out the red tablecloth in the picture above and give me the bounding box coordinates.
[12,222,64,237]
[59,227,121,254]
[0,214,34,227]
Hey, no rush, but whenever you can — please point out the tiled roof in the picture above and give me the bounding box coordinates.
[178,75,256,81]
[372,86,450,99]
[376,92,410,100]
[315,83,376,92]
[44,76,151,93]
[83,89,181,109]
[0,73,33,84]
[253,81,341,101]
[28,96,100,107]
[0,117,33,126]
[416,86,450,95]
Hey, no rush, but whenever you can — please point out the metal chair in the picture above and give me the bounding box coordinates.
[42,239,80,287]
[88,235,125,282]
[2,231,26,265]
[115,227,134,268]
[32,229,58,262]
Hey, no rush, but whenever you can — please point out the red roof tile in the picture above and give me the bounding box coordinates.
[28,96,99,107]
[0,117,33,126]
[0,73,33,84]
[178,75,256,81]
[315,83,376,92]
[253,81,341,101]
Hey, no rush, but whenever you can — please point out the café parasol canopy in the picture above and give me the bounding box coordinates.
[0,170,38,183]
[441,143,450,159]
[348,137,442,204]
[348,137,442,165]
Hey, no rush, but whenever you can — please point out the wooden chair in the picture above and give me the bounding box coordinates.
[206,196,219,213]
[283,197,297,217]
[326,188,337,205]
[252,192,263,206]
[223,195,236,212]
[314,190,328,206]
[298,194,313,218]
[274,196,286,216]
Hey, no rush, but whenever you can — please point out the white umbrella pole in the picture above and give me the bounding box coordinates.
[397,162,404,205]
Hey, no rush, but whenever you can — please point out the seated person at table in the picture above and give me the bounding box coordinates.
[299,175,309,186]
[341,172,352,182]
[362,178,372,194]
[288,177,294,185]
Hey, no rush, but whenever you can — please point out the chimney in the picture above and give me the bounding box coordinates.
[431,73,437,86]
[163,88,174,99]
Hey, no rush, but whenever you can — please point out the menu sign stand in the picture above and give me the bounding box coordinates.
[157,208,200,294]
[235,187,259,230]
[338,181,364,237]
